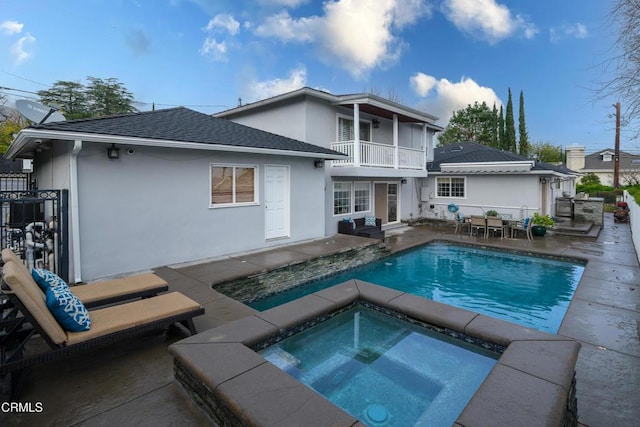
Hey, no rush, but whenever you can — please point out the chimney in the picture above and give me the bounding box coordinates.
[566,145,585,172]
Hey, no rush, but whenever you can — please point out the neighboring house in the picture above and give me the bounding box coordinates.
[566,145,640,186]
[214,87,444,234]
[423,142,578,220]
[5,107,345,281]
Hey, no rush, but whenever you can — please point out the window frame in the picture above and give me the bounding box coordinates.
[354,182,371,213]
[209,163,259,208]
[333,182,353,215]
[337,114,372,142]
[436,176,466,198]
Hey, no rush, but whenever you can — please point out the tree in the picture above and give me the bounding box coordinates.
[518,90,530,157]
[601,1,640,138]
[530,141,564,163]
[37,80,90,120]
[85,77,136,117]
[504,88,517,153]
[498,105,505,149]
[581,173,601,185]
[437,102,496,146]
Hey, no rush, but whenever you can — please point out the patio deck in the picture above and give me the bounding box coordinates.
[2,213,639,426]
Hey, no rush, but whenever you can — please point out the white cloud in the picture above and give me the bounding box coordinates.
[411,74,501,125]
[550,23,588,43]
[11,32,36,64]
[1,20,23,35]
[200,37,227,61]
[441,0,537,44]
[254,0,432,78]
[257,0,310,7]
[204,14,240,35]
[410,72,437,97]
[246,66,307,101]
[254,10,319,42]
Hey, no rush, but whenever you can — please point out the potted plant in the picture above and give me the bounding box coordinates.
[485,210,499,217]
[531,213,555,236]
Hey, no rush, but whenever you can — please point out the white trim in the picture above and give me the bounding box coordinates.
[6,129,346,160]
[436,176,467,199]
[209,163,259,208]
[70,140,83,283]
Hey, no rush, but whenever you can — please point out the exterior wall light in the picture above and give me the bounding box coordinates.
[107,144,120,159]
[372,119,380,128]
[314,159,325,168]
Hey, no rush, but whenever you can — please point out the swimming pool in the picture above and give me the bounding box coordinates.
[260,306,498,427]
[249,242,585,333]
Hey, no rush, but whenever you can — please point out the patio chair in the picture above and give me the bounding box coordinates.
[511,217,533,240]
[469,215,487,238]
[1,249,169,308]
[486,216,505,239]
[0,261,204,399]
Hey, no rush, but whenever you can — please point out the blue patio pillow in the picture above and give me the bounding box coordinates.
[45,286,91,332]
[364,216,377,227]
[32,268,69,292]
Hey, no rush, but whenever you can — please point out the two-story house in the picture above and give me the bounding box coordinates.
[215,87,444,234]
[566,145,640,186]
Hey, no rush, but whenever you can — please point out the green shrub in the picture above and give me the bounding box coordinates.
[532,213,555,227]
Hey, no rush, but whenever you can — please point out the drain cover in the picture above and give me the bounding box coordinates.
[366,404,389,423]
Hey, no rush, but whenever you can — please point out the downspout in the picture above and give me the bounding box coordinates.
[70,140,82,283]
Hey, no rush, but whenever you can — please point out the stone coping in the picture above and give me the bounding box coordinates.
[170,280,580,426]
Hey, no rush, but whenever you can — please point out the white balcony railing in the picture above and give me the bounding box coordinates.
[330,140,425,170]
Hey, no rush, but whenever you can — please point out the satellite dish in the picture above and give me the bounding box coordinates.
[15,99,66,124]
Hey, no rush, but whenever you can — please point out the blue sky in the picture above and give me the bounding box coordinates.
[0,0,627,154]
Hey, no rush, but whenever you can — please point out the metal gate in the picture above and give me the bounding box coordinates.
[0,190,69,282]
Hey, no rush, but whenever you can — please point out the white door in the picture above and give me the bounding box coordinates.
[265,165,289,239]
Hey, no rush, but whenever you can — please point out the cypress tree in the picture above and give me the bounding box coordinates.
[498,105,505,150]
[504,88,517,153]
[518,90,530,157]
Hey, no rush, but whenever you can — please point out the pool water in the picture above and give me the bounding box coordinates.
[249,243,585,333]
[261,306,498,427]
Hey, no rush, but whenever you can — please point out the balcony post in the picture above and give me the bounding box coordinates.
[393,114,399,169]
[353,104,360,167]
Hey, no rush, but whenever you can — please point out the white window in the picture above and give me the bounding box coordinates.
[210,164,257,207]
[333,182,352,215]
[354,182,371,212]
[338,117,371,142]
[437,177,465,198]
[602,153,612,162]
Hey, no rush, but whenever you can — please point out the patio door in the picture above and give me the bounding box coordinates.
[374,182,399,225]
[265,165,289,240]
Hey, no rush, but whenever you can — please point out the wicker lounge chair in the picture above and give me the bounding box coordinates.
[1,249,169,308]
[0,261,204,398]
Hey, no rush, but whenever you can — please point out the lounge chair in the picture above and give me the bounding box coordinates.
[0,261,204,398]
[1,248,169,308]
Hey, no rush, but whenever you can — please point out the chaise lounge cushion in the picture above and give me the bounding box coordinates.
[64,292,202,345]
[71,273,168,306]
[32,268,69,292]
[2,262,67,345]
[45,286,91,332]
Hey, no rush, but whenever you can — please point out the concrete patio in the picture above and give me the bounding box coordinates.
[2,213,639,426]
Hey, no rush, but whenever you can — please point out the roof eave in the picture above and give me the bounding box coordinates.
[5,129,346,160]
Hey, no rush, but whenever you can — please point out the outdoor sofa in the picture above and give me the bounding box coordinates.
[337,217,385,240]
[0,260,204,399]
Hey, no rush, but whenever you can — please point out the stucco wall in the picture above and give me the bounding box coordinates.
[74,142,325,280]
[421,174,543,220]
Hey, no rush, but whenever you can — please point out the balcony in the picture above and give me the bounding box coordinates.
[330,140,425,170]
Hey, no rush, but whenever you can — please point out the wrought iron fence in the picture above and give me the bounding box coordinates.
[0,172,32,192]
[0,190,69,282]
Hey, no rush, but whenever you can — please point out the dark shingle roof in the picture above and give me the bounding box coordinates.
[584,149,640,170]
[428,142,576,174]
[29,107,342,157]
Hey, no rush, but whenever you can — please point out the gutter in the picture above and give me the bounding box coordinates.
[70,140,82,283]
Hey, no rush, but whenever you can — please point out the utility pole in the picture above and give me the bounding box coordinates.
[614,102,621,189]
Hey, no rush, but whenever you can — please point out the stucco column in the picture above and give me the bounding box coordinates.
[353,104,360,167]
[393,114,399,169]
